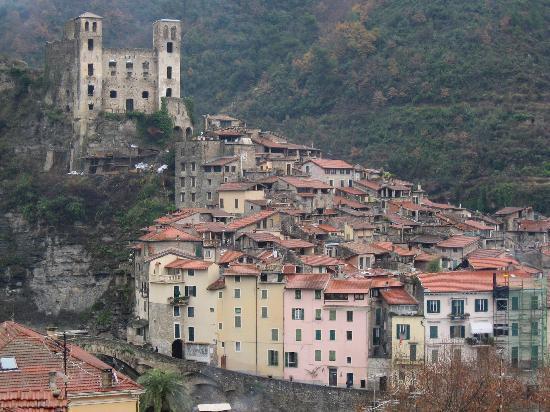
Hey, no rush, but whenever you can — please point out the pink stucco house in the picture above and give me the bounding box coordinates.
[284,274,371,388]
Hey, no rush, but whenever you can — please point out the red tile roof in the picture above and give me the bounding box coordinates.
[325,279,371,293]
[154,208,203,224]
[218,182,261,191]
[418,270,534,293]
[224,264,260,276]
[194,222,234,233]
[494,206,526,215]
[462,219,494,231]
[0,322,142,409]
[336,186,366,196]
[298,255,344,267]
[334,196,368,210]
[164,258,213,270]
[276,238,315,249]
[467,256,518,270]
[278,176,332,190]
[239,232,281,243]
[207,277,226,290]
[307,158,354,169]
[316,224,339,233]
[356,179,382,191]
[139,226,202,242]
[517,220,550,233]
[342,241,390,256]
[436,235,479,249]
[227,210,277,230]
[285,274,330,289]
[467,249,508,259]
[218,250,245,264]
[380,287,418,305]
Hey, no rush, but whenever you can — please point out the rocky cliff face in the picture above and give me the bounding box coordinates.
[0,59,172,334]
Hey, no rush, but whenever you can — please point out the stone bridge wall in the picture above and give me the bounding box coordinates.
[75,337,371,412]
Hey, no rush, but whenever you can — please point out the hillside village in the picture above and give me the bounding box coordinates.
[1,10,549,410]
[129,112,550,390]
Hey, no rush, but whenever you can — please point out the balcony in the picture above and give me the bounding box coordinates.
[168,296,189,306]
[149,274,183,284]
[465,336,495,346]
[448,312,470,321]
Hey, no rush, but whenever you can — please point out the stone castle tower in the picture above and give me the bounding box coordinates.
[44,12,192,169]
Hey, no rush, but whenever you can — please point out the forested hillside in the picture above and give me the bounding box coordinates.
[0,0,548,213]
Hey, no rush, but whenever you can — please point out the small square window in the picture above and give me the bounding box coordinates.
[142,91,149,99]
[295,290,302,300]
[110,90,117,98]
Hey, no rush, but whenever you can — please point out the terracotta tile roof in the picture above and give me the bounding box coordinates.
[414,251,440,262]
[467,256,518,270]
[143,248,197,263]
[341,241,390,256]
[467,248,507,259]
[218,182,261,191]
[194,222,234,233]
[316,224,339,233]
[0,322,142,407]
[516,219,550,232]
[300,224,328,235]
[325,279,371,293]
[224,264,260,276]
[307,158,354,169]
[390,200,431,212]
[334,196,368,210]
[298,255,344,267]
[369,277,403,288]
[154,208,203,224]
[214,128,245,137]
[208,114,240,121]
[276,238,315,249]
[278,176,332,189]
[436,235,479,249]
[385,213,420,227]
[139,226,202,242]
[238,232,280,243]
[418,270,534,293]
[494,206,526,215]
[207,277,225,290]
[285,274,330,289]
[356,179,382,191]
[421,199,461,210]
[462,219,494,231]
[0,389,67,410]
[202,156,238,166]
[227,210,277,230]
[164,258,213,270]
[410,234,444,244]
[218,250,245,264]
[380,287,418,305]
[336,186,366,196]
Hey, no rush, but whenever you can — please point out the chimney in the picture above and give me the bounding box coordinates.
[101,368,113,388]
[46,326,58,337]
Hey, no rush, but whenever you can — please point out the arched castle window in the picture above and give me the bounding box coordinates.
[163,26,169,39]
[171,26,177,40]
[92,22,97,32]
[85,21,89,31]
[166,88,172,97]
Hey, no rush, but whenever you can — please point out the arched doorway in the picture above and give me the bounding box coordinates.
[173,126,183,139]
[185,127,193,139]
[172,339,183,359]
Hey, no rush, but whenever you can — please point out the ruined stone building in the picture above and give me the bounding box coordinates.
[44,12,192,170]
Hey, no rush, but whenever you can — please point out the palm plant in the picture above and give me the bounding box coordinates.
[138,368,191,412]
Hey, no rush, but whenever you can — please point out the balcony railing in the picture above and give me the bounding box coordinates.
[448,312,470,320]
[168,296,189,306]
